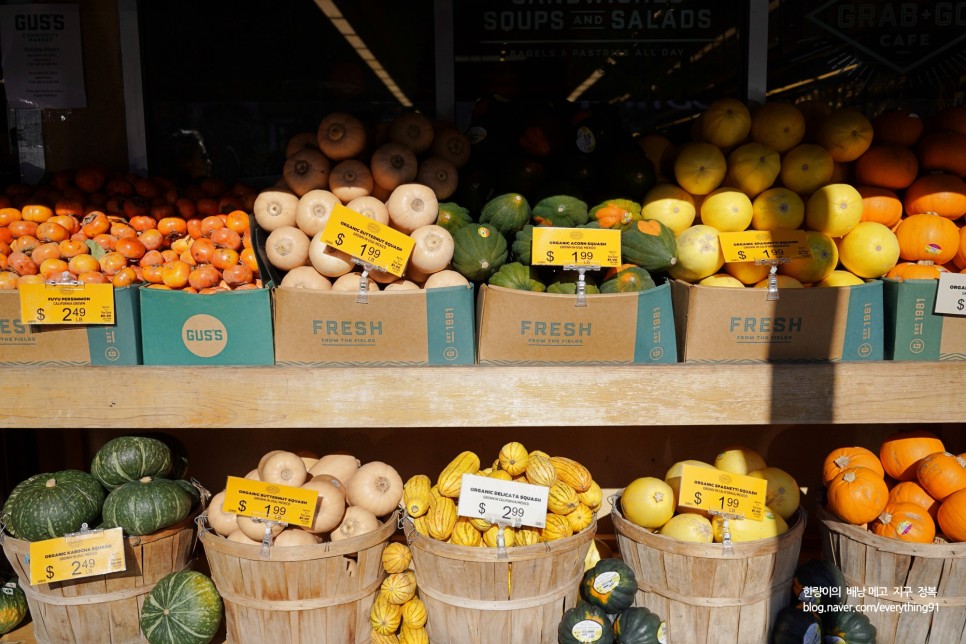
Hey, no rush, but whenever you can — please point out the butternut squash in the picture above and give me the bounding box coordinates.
[317,112,367,161]
[346,461,403,516]
[258,450,308,487]
[283,147,331,196]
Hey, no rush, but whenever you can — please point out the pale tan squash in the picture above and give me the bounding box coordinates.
[347,461,404,516]
[258,450,308,487]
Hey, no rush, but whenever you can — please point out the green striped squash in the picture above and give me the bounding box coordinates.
[100,477,193,536]
[451,223,508,282]
[2,472,46,538]
[91,436,174,490]
[0,579,28,636]
[140,571,223,644]
[479,193,531,237]
[8,470,106,542]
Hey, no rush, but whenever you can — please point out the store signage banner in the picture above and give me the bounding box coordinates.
[0,4,87,109]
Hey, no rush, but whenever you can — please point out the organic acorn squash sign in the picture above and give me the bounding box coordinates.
[532,227,620,268]
[677,464,767,521]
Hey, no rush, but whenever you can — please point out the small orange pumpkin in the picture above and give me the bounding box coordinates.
[903,173,966,221]
[853,145,918,190]
[917,452,966,501]
[886,261,949,281]
[894,213,961,264]
[872,108,924,146]
[888,480,940,519]
[937,487,966,542]
[879,429,945,481]
[823,446,884,486]
[954,225,966,269]
[916,131,966,176]
[871,501,936,543]
[826,466,889,526]
[857,186,902,228]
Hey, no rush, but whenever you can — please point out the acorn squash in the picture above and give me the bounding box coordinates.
[770,605,822,644]
[435,202,473,234]
[451,223,508,281]
[599,265,655,293]
[511,225,534,265]
[821,610,877,644]
[488,262,546,291]
[558,601,615,644]
[612,606,666,644]
[620,219,678,273]
[792,559,847,608]
[531,195,589,227]
[589,199,642,230]
[480,192,531,237]
[580,558,637,614]
[547,270,600,295]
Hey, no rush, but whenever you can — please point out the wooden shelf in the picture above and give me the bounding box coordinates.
[3,362,964,428]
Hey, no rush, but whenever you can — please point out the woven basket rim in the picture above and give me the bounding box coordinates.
[817,505,966,557]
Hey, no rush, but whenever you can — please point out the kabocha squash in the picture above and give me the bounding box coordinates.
[770,605,823,644]
[612,605,666,644]
[821,611,877,644]
[792,559,847,607]
[140,571,223,644]
[436,451,480,498]
[101,477,193,536]
[8,470,106,541]
[479,193,531,237]
[599,265,655,293]
[826,467,889,526]
[0,579,27,636]
[1,472,45,538]
[580,558,637,613]
[531,195,589,227]
[451,223,508,281]
[488,262,546,291]
[620,219,678,272]
[90,435,173,490]
[558,602,615,644]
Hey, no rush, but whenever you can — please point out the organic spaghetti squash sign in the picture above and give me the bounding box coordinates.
[677,464,767,521]
[28,527,125,585]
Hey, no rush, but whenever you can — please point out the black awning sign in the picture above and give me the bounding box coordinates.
[807,1,966,74]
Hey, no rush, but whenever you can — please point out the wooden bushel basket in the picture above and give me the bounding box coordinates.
[818,505,966,644]
[198,510,398,644]
[0,514,198,644]
[613,503,805,644]
[403,517,596,644]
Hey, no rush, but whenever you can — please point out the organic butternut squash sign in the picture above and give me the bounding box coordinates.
[321,204,414,277]
[222,476,318,528]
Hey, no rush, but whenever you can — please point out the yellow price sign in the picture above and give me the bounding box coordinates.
[222,476,318,528]
[29,527,125,585]
[677,464,768,521]
[718,230,810,264]
[19,282,115,325]
[531,227,621,267]
[320,204,414,277]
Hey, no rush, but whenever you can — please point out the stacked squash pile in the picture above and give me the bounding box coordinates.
[369,541,430,644]
[403,442,600,546]
[205,451,403,546]
[640,99,966,287]
[255,110,474,291]
[619,445,800,543]
[823,429,966,543]
[1,434,200,542]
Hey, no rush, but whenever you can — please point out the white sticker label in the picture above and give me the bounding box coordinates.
[593,571,621,594]
[658,621,668,644]
[571,619,603,643]
[456,474,549,528]
[935,273,966,315]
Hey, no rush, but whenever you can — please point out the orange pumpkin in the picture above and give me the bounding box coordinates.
[823,446,884,485]
[916,131,966,176]
[888,480,940,519]
[903,173,966,221]
[826,466,889,525]
[886,261,949,281]
[937,487,966,542]
[857,186,902,228]
[934,105,966,136]
[879,429,946,481]
[871,501,936,543]
[894,213,961,264]
[955,225,966,270]
[872,108,924,146]
[917,452,966,501]
[853,145,918,190]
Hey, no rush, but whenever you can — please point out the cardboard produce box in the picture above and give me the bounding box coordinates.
[476,282,677,365]
[139,286,274,365]
[0,285,142,365]
[272,284,475,366]
[884,277,966,361]
[671,279,883,363]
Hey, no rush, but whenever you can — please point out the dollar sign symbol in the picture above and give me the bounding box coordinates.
[737,250,746,261]
[958,298,964,312]
[36,308,45,321]
[238,499,246,512]
[693,491,702,505]
[478,502,485,515]
[46,565,54,580]
[546,250,554,262]
[335,232,344,245]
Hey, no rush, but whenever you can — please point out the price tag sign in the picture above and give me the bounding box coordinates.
[457,474,549,528]
[320,204,414,277]
[222,476,318,528]
[934,272,966,316]
[531,227,621,268]
[677,464,768,521]
[28,527,125,585]
[18,282,115,325]
[718,230,810,264]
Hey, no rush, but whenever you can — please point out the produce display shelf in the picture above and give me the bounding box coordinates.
[3,362,964,428]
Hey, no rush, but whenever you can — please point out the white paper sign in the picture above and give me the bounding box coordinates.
[0,5,87,108]
[457,474,549,528]
[935,273,966,316]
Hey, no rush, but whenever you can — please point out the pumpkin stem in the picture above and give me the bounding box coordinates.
[45,478,57,488]
[842,471,857,483]
[139,476,152,483]
[833,455,852,469]
[878,511,892,524]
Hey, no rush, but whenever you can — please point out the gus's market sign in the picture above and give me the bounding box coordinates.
[808,1,966,73]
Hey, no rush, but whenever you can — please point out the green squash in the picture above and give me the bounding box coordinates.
[599,265,656,294]
[8,470,106,542]
[2,472,46,538]
[547,270,600,295]
[435,202,473,234]
[793,559,847,608]
[770,605,822,644]
[479,193,531,237]
[531,195,589,227]
[821,610,876,644]
[511,225,534,265]
[612,606,666,644]
[91,435,173,490]
[0,579,28,636]
[488,262,546,292]
[140,570,223,644]
[558,601,615,644]
[100,477,193,536]
[580,558,637,614]
[589,199,642,230]
[621,219,678,273]
[452,223,508,282]
[173,479,202,510]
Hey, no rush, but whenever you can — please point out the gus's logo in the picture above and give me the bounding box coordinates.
[181,314,227,358]
[15,14,65,31]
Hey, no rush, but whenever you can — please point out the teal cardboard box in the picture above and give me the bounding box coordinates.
[671,279,883,363]
[884,277,966,360]
[476,282,676,365]
[272,284,475,366]
[139,286,274,365]
[0,285,141,365]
